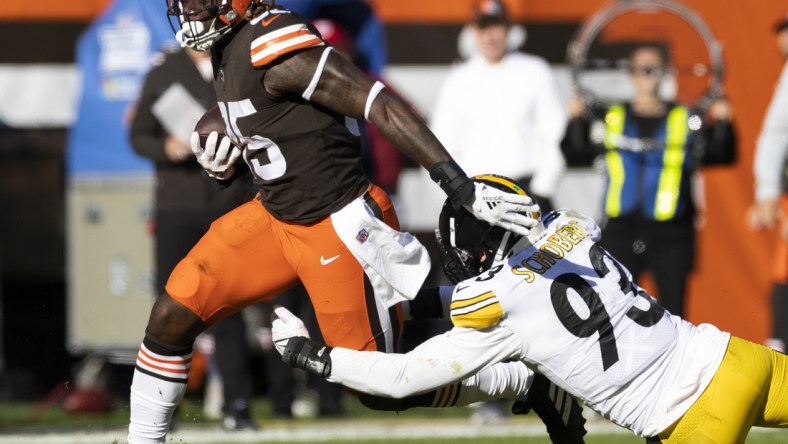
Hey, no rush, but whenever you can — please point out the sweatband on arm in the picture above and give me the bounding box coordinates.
[364,81,385,122]
[302,47,334,101]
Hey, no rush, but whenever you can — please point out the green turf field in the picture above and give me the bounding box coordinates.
[1,396,786,443]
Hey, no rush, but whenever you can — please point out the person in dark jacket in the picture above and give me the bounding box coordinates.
[560,44,737,317]
[129,46,257,430]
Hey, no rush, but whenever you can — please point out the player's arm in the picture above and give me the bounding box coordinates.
[265,47,475,211]
[271,306,522,397]
[265,48,452,174]
[265,48,539,234]
[325,327,522,397]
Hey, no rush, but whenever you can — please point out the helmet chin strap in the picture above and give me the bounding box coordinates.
[493,231,511,263]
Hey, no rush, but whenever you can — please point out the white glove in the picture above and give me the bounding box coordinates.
[271,306,310,355]
[465,182,541,236]
[190,131,242,179]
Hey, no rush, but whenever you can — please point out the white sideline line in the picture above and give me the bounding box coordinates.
[0,420,624,444]
[0,421,785,444]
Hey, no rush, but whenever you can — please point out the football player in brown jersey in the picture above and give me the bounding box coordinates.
[128,2,540,442]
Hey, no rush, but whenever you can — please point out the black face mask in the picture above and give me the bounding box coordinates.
[436,230,481,284]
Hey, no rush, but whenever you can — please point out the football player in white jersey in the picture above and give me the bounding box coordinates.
[273,175,788,443]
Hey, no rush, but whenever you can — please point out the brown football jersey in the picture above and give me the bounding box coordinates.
[211,7,368,223]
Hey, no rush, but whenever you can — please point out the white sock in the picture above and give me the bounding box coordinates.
[127,341,191,444]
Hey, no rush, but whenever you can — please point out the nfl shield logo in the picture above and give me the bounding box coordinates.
[356,229,369,244]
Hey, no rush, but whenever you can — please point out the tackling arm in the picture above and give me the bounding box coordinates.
[274,304,524,398]
[327,326,523,398]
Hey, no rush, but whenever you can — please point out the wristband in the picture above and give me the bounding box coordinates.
[428,160,474,210]
[282,336,333,378]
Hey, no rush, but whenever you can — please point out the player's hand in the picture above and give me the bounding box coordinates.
[465,182,541,236]
[271,306,310,355]
[190,131,241,179]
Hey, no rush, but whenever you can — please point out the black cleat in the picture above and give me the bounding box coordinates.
[512,373,587,443]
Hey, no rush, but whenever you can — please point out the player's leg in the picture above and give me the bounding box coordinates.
[655,336,773,443]
[754,341,788,428]
[295,186,469,410]
[128,200,298,444]
[128,294,206,444]
[296,185,403,352]
[512,373,587,444]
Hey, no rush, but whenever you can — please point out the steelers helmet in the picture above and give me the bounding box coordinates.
[166,0,265,51]
[436,174,540,283]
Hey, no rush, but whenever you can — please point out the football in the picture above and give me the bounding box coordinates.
[194,104,227,147]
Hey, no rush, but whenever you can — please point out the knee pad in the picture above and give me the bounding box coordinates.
[164,257,219,320]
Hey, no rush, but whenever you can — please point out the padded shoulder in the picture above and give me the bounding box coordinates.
[248,9,325,68]
[450,290,503,329]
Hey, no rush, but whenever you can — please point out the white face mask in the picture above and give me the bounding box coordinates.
[176,16,233,51]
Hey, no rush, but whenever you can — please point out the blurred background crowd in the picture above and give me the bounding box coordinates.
[0,0,786,430]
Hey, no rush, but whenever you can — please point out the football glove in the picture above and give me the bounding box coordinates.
[466,181,541,236]
[281,336,333,378]
[271,306,310,355]
[190,131,242,179]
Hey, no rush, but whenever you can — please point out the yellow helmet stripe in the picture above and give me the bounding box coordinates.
[472,174,527,195]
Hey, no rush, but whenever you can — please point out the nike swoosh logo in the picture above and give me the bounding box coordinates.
[320,255,340,266]
[261,14,281,27]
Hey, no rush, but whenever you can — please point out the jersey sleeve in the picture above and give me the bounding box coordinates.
[249,11,325,68]
[450,289,504,328]
[327,326,522,398]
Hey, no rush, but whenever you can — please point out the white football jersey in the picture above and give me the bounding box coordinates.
[329,209,730,438]
[449,209,730,436]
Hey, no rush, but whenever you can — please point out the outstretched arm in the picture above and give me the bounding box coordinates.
[272,306,523,397]
[264,47,539,235]
[326,326,523,397]
[265,47,453,170]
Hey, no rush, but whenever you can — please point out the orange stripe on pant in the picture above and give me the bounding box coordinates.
[165,184,401,352]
